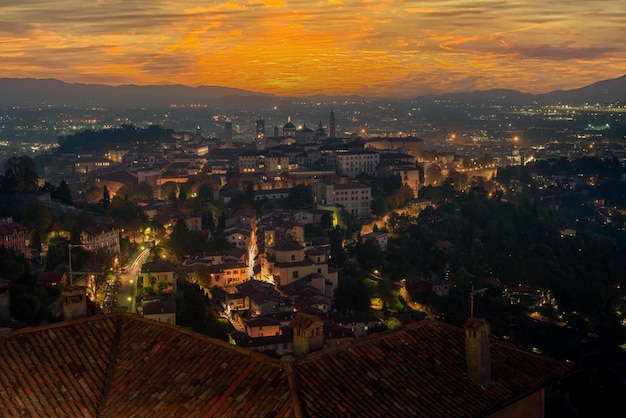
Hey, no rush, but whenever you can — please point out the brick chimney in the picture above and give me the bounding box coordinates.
[63,286,88,321]
[291,312,325,356]
[464,317,491,386]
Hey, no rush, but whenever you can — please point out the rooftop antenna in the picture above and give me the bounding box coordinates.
[470,284,488,318]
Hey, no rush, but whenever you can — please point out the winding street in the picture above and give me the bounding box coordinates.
[116,247,151,314]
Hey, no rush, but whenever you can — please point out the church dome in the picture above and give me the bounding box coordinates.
[283,119,296,130]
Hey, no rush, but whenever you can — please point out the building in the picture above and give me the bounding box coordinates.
[254,119,265,151]
[361,230,388,252]
[137,170,161,199]
[80,221,120,255]
[336,149,380,178]
[282,117,296,138]
[224,120,233,148]
[0,313,574,417]
[332,182,372,219]
[314,121,327,142]
[74,156,114,174]
[142,298,176,325]
[0,217,28,258]
[94,170,139,197]
[366,136,425,158]
[295,123,315,144]
[329,109,336,138]
[140,259,177,293]
[36,271,70,287]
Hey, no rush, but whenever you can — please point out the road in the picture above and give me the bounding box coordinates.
[116,248,151,314]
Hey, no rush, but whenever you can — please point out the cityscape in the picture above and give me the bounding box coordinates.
[1,2,626,414]
[0,74,625,416]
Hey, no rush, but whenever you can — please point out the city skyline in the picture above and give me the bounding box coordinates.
[2,1,625,99]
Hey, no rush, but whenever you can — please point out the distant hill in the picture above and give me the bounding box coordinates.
[537,75,626,105]
[413,75,626,106]
[0,75,624,108]
[0,78,279,108]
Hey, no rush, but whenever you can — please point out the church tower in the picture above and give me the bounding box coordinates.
[224,120,233,148]
[329,109,336,138]
[256,119,266,150]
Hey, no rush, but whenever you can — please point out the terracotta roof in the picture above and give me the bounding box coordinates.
[0,314,294,417]
[0,315,574,417]
[95,170,138,184]
[272,240,304,251]
[141,259,177,273]
[36,271,67,284]
[0,221,27,235]
[293,320,574,417]
[143,299,176,315]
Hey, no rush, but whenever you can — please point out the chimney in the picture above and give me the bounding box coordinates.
[291,312,324,356]
[464,317,491,386]
[63,286,88,321]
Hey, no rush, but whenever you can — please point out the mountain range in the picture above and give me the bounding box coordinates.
[0,75,624,108]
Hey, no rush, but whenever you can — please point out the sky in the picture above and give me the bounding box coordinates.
[1,0,625,98]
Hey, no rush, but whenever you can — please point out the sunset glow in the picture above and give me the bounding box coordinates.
[1,0,625,98]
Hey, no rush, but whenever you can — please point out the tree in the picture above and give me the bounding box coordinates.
[193,264,211,288]
[102,185,111,209]
[355,238,384,272]
[135,181,154,201]
[333,274,372,313]
[29,229,42,253]
[0,247,28,282]
[52,180,73,205]
[197,182,214,202]
[20,203,52,233]
[85,248,115,297]
[2,155,38,193]
[328,226,346,267]
[284,184,314,209]
[167,218,191,261]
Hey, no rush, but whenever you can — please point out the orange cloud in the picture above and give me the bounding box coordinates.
[0,0,623,97]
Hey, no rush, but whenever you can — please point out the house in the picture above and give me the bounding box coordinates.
[185,261,249,290]
[246,316,283,338]
[94,170,138,197]
[278,275,332,314]
[260,236,338,297]
[222,226,251,250]
[225,208,257,229]
[331,181,372,219]
[36,271,69,287]
[406,275,450,297]
[361,230,388,252]
[0,217,28,258]
[140,259,177,293]
[80,220,120,255]
[142,298,176,325]
[327,311,382,338]
[0,313,574,417]
[229,327,294,356]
